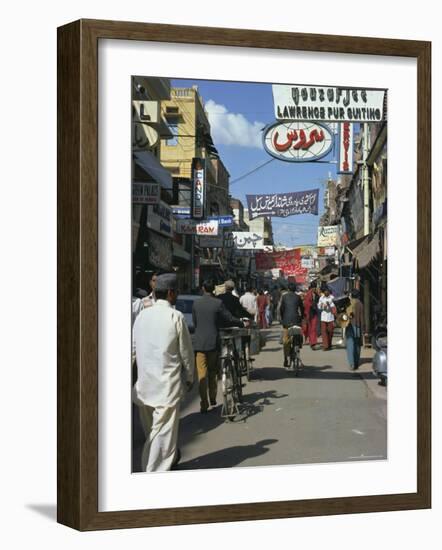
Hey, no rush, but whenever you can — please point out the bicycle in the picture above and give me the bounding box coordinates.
[219,328,246,420]
[287,324,303,376]
[239,320,255,381]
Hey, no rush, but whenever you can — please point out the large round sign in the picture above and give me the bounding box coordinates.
[263,121,333,162]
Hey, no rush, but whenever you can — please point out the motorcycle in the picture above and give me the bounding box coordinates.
[372,324,387,386]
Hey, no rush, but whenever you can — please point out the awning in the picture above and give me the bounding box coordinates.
[133,151,173,189]
[172,242,191,262]
[346,235,367,253]
[354,232,380,268]
[326,276,347,300]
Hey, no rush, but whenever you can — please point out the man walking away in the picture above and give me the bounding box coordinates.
[133,273,194,472]
[218,280,252,319]
[279,282,304,368]
[240,285,257,319]
[345,288,365,370]
[271,285,281,323]
[318,285,336,351]
[192,280,244,413]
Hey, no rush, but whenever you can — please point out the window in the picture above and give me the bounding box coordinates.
[166,116,179,146]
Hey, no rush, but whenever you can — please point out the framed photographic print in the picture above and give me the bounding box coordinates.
[57,19,431,530]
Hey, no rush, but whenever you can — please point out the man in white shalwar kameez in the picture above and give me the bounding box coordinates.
[133,273,194,472]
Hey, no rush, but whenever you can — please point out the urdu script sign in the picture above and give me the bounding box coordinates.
[246,189,319,220]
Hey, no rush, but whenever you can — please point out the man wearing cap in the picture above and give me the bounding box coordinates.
[192,280,245,413]
[133,273,194,472]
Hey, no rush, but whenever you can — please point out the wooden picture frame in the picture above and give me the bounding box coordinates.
[57,19,431,531]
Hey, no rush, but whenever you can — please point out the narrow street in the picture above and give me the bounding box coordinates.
[133,326,387,472]
[176,327,386,470]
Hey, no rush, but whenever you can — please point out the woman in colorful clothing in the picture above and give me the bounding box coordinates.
[256,289,268,329]
[345,288,365,370]
[303,282,320,349]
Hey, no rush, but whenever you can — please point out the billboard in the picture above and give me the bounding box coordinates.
[272,85,386,123]
[337,122,354,174]
[232,232,264,250]
[262,121,333,162]
[132,182,160,205]
[176,219,219,236]
[191,158,205,219]
[246,189,319,220]
[317,225,340,247]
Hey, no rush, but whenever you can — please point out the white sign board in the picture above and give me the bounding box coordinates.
[263,121,333,162]
[317,225,340,247]
[272,85,386,122]
[132,182,160,204]
[176,219,219,236]
[301,258,314,269]
[232,232,264,250]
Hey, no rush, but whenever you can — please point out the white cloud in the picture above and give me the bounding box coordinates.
[205,99,264,149]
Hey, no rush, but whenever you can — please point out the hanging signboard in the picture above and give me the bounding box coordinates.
[176,219,219,236]
[146,200,173,237]
[317,225,340,247]
[262,121,333,162]
[207,215,234,227]
[172,205,191,218]
[246,189,319,220]
[132,182,160,205]
[337,122,354,174]
[191,158,206,219]
[255,248,308,281]
[198,234,224,248]
[272,85,386,123]
[232,232,264,250]
[301,257,314,269]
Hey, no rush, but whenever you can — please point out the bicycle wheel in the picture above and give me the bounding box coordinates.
[221,359,236,418]
[289,344,299,376]
[231,357,243,403]
[294,347,300,376]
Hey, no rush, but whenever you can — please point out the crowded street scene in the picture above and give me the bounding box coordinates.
[131,76,388,472]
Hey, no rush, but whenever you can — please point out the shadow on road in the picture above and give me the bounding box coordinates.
[175,438,278,470]
[235,389,289,421]
[299,365,378,381]
[250,366,303,381]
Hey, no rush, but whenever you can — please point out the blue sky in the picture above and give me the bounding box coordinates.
[171,78,341,247]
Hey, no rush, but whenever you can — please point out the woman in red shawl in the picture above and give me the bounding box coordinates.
[303,282,319,349]
[256,289,268,329]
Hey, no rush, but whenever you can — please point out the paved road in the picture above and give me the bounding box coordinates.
[132,326,387,471]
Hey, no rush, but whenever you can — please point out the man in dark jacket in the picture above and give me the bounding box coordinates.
[280,282,304,368]
[192,280,244,413]
[218,280,252,319]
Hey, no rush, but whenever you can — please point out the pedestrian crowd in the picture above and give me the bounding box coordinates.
[132,272,365,472]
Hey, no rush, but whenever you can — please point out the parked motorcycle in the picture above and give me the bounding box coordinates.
[372,324,387,386]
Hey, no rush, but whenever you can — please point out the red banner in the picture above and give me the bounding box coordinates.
[255,248,308,283]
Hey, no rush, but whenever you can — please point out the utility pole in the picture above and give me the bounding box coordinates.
[362,123,370,236]
[362,123,371,341]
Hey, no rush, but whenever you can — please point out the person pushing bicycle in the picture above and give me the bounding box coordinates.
[279,282,304,369]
